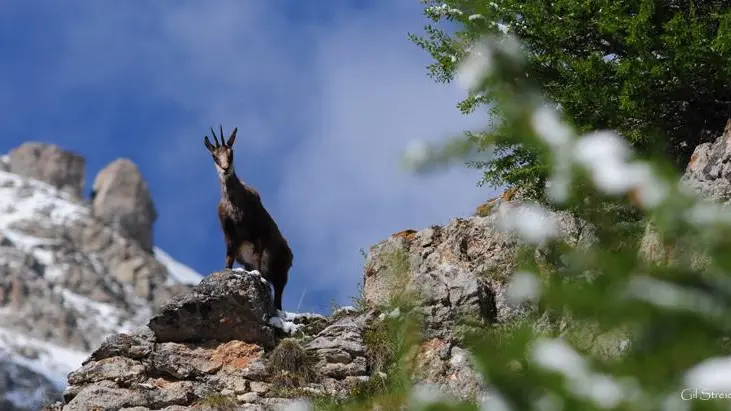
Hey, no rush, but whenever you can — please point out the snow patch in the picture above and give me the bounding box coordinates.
[269,310,327,335]
[333,305,357,316]
[154,246,203,286]
[0,327,87,390]
[0,171,88,230]
[268,316,302,334]
[276,310,327,322]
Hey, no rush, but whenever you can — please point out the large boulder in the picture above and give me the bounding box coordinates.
[148,269,276,348]
[639,118,731,267]
[7,142,85,199]
[91,158,157,252]
[362,195,592,341]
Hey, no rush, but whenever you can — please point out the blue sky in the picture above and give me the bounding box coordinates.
[0,1,494,314]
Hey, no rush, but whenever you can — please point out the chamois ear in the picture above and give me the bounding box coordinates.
[227,127,238,147]
[204,136,215,152]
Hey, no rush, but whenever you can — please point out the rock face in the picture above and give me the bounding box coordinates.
[91,158,157,252]
[361,194,592,400]
[7,142,85,199]
[640,118,731,266]
[0,142,202,410]
[679,119,731,203]
[363,197,591,338]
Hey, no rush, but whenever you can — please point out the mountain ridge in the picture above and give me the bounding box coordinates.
[0,143,203,410]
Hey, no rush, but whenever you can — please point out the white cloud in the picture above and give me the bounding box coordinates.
[277,7,492,304]
[7,1,496,310]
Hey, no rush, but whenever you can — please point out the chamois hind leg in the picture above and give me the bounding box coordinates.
[273,280,284,312]
[270,256,290,312]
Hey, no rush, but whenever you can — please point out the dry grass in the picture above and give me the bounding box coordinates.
[267,338,319,389]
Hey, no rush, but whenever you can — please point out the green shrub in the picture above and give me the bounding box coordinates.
[316,9,731,410]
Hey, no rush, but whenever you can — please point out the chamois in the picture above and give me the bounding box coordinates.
[204,125,293,311]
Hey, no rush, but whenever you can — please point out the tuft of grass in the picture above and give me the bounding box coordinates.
[196,392,238,410]
[267,338,319,389]
[362,319,396,374]
[348,281,369,313]
[378,246,423,311]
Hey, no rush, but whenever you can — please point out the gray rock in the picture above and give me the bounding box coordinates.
[679,119,731,202]
[639,118,731,267]
[85,326,156,364]
[7,142,85,199]
[63,379,196,411]
[363,201,590,341]
[150,342,222,379]
[68,356,146,386]
[148,270,275,347]
[306,312,370,379]
[91,158,157,252]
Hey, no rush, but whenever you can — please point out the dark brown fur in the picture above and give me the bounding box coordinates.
[204,126,293,311]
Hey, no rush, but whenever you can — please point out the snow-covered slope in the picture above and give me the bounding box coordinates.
[154,246,204,286]
[0,159,203,409]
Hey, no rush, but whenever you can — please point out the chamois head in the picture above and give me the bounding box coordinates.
[204,125,238,176]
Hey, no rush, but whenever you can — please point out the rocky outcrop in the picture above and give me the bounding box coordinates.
[361,195,593,400]
[679,119,731,203]
[363,197,592,338]
[639,118,731,266]
[91,158,157,252]
[7,142,85,199]
[49,269,374,411]
[0,142,202,410]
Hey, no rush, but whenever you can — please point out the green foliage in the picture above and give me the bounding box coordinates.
[315,12,731,411]
[362,318,397,375]
[400,18,731,410]
[409,0,731,199]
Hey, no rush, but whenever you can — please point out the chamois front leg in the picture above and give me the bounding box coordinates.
[225,241,236,269]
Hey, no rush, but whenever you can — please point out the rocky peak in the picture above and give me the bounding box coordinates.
[91,158,157,253]
[0,143,202,411]
[7,142,85,199]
